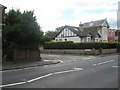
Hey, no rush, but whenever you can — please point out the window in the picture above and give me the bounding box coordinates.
[59,39,62,41]
[87,37,91,42]
[100,29,102,34]
[61,34,64,37]
[95,38,98,42]
[56,39,58,41]
[115,32,117,36]
[90,23,93,26]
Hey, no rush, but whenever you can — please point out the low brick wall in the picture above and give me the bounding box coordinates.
[13,49,41,62]
[41,48,117,55]
[101,49,117,54]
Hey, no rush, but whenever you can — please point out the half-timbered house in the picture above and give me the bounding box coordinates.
[53,19,109,42]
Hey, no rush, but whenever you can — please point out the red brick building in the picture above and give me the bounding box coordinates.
[0,4,6,62]
[107,29,116,42]
[0,4,7,29]
[115,30,120,42]
[0,4,6,48]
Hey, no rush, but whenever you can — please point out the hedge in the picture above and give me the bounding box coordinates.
[43,41,120,49]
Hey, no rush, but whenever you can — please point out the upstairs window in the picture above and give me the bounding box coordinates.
[115,32,118,36]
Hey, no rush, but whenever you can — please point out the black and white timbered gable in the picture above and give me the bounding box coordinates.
[53,19,109,42]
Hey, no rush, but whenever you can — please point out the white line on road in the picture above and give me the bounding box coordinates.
[0,82,26,88]
[0,67,83,87]
[0,70,13,72]
[13,69,23,71]
[0,73,53,88]
[53,68,83,75]
[92,60,114,66]
[112,66,119,68]
[27,73,53,83]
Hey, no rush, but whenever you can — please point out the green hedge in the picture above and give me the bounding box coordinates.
[44,41,73,49]
[44,41,120,49]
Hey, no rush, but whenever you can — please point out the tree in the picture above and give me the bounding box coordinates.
[55,26,64,32]
[44,26,64,41]
[3,9,43,60]
[44,31,57,39]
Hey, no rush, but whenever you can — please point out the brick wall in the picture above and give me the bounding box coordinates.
[41,48,117,55]
[13,49,41,62]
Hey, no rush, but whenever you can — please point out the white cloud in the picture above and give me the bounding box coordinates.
[0,0,119,32]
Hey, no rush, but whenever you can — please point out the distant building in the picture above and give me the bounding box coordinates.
[107,29,116,42]
[53,19,109,42]
[0,4,7,37]
[115,30,120,42]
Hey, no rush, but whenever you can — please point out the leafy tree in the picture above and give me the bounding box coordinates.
[44,30,57,39]
[44,26,64,41]
[3,9,43,60]
[55,26,64,32]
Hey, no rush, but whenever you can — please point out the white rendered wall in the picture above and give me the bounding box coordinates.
[55,36,81,43]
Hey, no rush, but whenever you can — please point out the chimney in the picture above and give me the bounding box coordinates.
[79,22,84,32]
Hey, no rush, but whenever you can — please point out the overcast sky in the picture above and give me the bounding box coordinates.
[0,0,119,32]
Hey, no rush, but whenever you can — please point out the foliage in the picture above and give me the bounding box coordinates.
[3,9,43,49]
[55,26,64,32]
[44,41,73,49]
[3,9,43,60]
[44,30,57,40]
[44,26,64,41]
[44,41,120,49]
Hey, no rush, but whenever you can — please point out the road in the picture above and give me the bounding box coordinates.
[2,54,119,88]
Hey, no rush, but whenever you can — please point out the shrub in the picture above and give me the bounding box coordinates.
[44,41,73,49]
[43,41,119,49]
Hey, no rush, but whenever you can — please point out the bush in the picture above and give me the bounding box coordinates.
[43,41,119,49]
[44,41,73,49]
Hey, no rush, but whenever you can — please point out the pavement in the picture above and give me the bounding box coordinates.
[2,58,61,71]
[2,53,118,71]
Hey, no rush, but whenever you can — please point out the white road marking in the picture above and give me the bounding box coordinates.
[0,82,26,88]
[92,60,114,66]
[27,73,53,83]
[53,68,83,74]
[0,67,83,87]
[74,68,83,71]
[24,67,32,70]
[82,57,92,60]
[43,65,49,67]
[1,70,13,72]
[112,66,119,68]
[13,69,23,71]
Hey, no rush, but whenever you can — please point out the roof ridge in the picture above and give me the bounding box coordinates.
[0,4,7,8]
[83,19,106,24]
[65,25,78,28]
